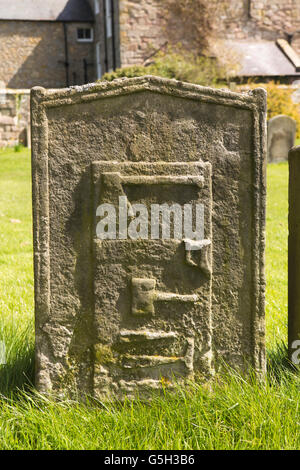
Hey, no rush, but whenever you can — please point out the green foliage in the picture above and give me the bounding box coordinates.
[0,365,299,450]
[102,50,227,87]
[14,144,25,153]
[265,162,288,350]
[246,82,300,139]
[0,148,34,396]
[102,65,149,81]
[0,149,298,449]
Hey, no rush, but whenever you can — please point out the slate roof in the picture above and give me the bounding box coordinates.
[0,0,94,22]
[226,40,300,77]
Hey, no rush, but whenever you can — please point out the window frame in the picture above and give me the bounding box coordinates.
[77,27,94,43]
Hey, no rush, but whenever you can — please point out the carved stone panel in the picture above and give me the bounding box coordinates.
[92,161,212,398]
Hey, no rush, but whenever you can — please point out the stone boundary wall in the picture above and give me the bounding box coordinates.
[0,89,30,148]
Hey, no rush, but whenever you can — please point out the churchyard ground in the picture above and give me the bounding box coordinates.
[0,147,299,450]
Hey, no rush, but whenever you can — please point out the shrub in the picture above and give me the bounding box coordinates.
[245,81,300,139]
[14,144,25,153]
[101,49,228,87]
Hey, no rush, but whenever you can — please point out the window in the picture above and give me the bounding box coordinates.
[105,0,113,39]
[77,28,94,42]
[94,0,100,15]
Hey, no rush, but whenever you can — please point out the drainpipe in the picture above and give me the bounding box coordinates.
[111,0,116,70]
[103,0,109,73]
[63,22,70,87]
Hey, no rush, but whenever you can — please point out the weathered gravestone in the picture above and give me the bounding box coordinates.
[31,76,266,399]
[268,115,296,163]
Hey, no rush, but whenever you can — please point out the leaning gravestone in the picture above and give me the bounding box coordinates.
[31,76,266,399]
[268,115,296,163]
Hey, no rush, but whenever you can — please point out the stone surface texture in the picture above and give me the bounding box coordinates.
[31,76,267,400]
[267,115,297,163]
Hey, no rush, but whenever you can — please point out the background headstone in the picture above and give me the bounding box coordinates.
[268,115,296,163]
[291,86,300,104]
[31,76,267,399]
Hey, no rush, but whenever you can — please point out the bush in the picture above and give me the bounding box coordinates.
[14,144,25,153]
[101,65,151,82]
[101,50,228,88]
[245,81,300,139]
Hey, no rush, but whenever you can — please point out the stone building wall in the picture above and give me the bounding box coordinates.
[119,0,166,67]
[0,90,30,148]
[0,20,94,89]
[250,0,300,37]
[65,22,95,86]
[118,0,300,67]
[217,0,300,47]
[0,2,299,89]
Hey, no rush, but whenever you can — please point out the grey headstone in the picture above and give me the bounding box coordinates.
[268,115,297,163]
[31,76,267,400]
[291,87,300,104]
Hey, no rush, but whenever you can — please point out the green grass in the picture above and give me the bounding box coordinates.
[0,148,299,450]
[0,148,34,396]
[265,162,288,350]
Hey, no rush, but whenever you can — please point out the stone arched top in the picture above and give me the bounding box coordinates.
[31,75,267,112]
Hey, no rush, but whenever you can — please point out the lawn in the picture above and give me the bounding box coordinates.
[0,148,299,450]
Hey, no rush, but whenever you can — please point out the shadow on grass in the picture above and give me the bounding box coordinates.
[0,346,34,397]
[267,341,299,381]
